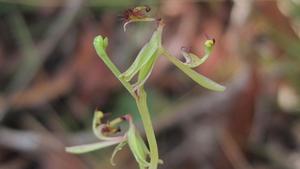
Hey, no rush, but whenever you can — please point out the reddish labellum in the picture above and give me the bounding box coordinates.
[121,6,151,22]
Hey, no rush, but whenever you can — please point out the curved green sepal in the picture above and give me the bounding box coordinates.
[127,120,150,167]
[65,140,121,154]
[162,49,225,92]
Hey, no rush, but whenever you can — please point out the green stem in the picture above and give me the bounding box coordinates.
[136,88,159,169]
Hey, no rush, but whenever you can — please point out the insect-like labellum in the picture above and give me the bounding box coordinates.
[121,5,155,31]
[121,6,151,21]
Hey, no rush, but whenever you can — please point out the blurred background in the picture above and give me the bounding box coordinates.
[0,0,300,169]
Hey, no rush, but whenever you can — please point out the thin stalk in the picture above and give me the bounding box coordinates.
[136,88,159,169]
[100,56,135,98]
[94,41,136,99]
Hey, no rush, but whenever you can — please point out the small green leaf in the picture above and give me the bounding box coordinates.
[110,141,127,166]
[162,49,225,92]
[65,140,121,154]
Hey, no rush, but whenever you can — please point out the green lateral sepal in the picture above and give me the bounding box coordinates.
[65,140,122,154]
[127,116,150,168]
[162,48,225,92]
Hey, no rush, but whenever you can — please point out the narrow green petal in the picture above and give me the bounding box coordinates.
[162,49,225,92]
[182,39,214,68]
[133,51,159,91]
[127,121,150,167]
[65,140,121,154]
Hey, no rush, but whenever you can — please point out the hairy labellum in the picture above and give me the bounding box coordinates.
[121,5,155,31]
[122,6,151,21]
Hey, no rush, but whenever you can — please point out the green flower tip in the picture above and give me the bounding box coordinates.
[204,39,215,49]
[93,35,108,50]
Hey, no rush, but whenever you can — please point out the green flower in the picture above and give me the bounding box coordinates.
[65,110,155,168]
